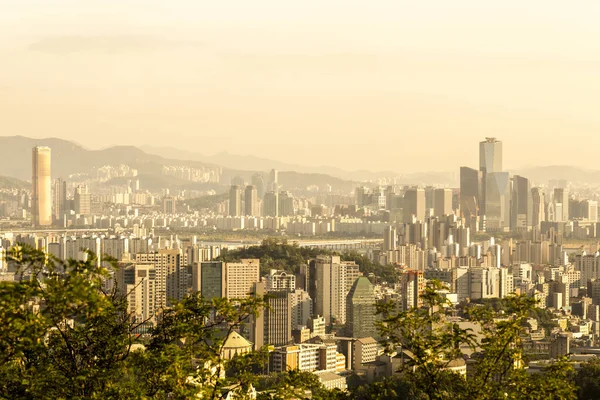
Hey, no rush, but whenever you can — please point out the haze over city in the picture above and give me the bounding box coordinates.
[3,1,600,172]
[5,3,600,399]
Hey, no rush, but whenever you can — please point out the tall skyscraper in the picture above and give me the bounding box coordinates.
[479,137,503,218]
[345,277,377,339]
[484,172,511,231]
[32,146,52,226]
[251,173,265,198]
[263,191,279,217]
[510,175,533,231]
[460,166,482,232]
[479,137,503,174]
[383,226,397,252]
[269,169,279,191]
[74,184,91,215]
[433,188,453,217]
[244,185,258,216]
[554,188,569,222]
[403,188,425,222]
[53,178,67,223]
[531,187,546,228]
[229,185,242,217]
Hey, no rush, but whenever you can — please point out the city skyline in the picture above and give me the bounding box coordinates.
[3,2,600,172]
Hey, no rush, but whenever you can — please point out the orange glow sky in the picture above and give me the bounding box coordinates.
[2,1,600,172]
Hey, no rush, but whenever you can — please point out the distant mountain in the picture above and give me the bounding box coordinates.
[0,175,29,190]
[510,165,600,186]
[0,136,211,181]
[0,136,360,191]
[140,145,398,181]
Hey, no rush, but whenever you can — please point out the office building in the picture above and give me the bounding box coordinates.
[32,146,52,226]
[531,188,545,228]
[485,172,511,231]
[554,188,569,222]
[479,137,503,218]
[345,277,377,339]
[200,261,225,299]
[434,188,453,217]
[403,188,425,222]
[460,166,482,231]
[511,175,533,231]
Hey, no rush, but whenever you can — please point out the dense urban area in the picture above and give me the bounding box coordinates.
[4,137,600,399]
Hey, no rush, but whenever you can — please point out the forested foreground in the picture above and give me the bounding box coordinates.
[1,245,600,399]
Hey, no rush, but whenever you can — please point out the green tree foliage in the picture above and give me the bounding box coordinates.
[0,245,328,399]
[217,238,331,276]
[340,251,399,284]
[377,280,577,400]
[574,358,600,400]
[218,239,398,283]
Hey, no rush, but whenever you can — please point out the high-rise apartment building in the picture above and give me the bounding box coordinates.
[278,191,294,217]
[116,262,157,324]
[229,185,242,217]
[263,191,279,217]
[383,226,397,252]
[401,270,424,310]
[311,255,360,326]
[264,290,293,346]
[163,196,176,214]
[224,259,260,299]
[32,146,52,226]
[345,277,377,339]
[53,178,67,223]
[244,185,258,216]
[74,184,91,215]
[135,249,186,307]
[266,269,296,292]
[434,188,453,217]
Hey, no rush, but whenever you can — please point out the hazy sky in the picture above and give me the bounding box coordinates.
[2,1,600,172]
